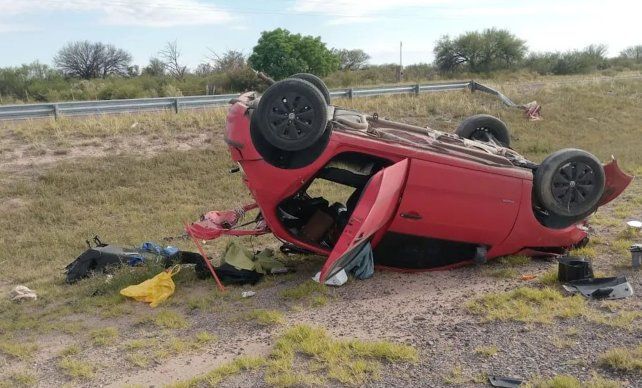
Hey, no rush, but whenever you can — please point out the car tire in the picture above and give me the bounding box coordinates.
[534,148,605,218]
[455,114,511,147]
[290,73,331,104]
[255,78,329,152]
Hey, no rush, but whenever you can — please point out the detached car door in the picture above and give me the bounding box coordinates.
[318,159,409,282]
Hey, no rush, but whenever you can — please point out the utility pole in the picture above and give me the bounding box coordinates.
[398,41,403,83]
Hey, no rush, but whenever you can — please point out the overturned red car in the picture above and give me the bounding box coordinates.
[187,74,632,282]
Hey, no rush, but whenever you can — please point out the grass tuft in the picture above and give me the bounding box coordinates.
[168,356,267,388]
[59,344,81,356]
[474,345,499,357]
[599,344,642,374]
[195,331,218,345]
[0,372,37,388]
[527,373,622,388]
[247,309,285,326]
[90,326,119,346]
[153,310,189,329]
[58,357,95,380]
[537,268,559,286]
[0,341,37,360]
[466,286,586,323]
[443,365,468,385]
[280,280,327,300]
[172,324,417,387]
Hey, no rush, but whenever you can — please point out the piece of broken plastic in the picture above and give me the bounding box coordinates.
[562,276,633,300]
[627,220,642,229]
[489,375,523,388]
[313,269,347,286]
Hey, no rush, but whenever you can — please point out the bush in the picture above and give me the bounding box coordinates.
[525,45,608,75]
[97,83,145,100]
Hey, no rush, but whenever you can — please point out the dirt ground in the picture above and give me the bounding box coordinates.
[1,77,641,387]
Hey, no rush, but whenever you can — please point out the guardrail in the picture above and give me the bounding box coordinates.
[2,74,641,122]
[0,80,481,121]
[0,94,238,121]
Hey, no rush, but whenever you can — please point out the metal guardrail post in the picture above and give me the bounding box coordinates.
[348,89,353,100]
[53,104,59,120]
[414,84,420,95]
[173,98,179,113]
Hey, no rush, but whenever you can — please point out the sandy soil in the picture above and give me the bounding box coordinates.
[0,130,213,176]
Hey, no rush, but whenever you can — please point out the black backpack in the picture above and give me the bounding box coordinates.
[65,237,143,284]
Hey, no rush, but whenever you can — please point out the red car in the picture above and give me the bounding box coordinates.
[187,74,632,282]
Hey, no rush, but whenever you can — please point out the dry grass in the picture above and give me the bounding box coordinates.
[526,373,622,388]
[466,286,587,323]
[168,356,267,388]
[152,310,189,329]
[173,324,418,387]
[246,309,285,326]
[599,344,642,374]
[474,345,499,357]
[280,280,328,301]
[2,108,227,144]
[90,326,119,346]
[0,372,37,388]
[0,340,38,360]
[58,357,95,380]
[469,284,642,330]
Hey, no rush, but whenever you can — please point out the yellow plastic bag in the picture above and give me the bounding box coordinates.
[120,266,180,307]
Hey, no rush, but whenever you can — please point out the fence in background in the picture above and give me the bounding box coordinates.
[1,74,639,121]
[0,81,475,121]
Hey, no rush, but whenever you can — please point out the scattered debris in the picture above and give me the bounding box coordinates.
[627,220,642,229]
[241,291,256,298]
[557,256,593,282]
[520,274,537,281]
[313,269,348,286]
[9,285,37,302]
[120,266,180,307]
[631,244,642,269]
[65,237,145,283]
[489,375,523,387]
[139,241,179,258]
[563,276,634,300]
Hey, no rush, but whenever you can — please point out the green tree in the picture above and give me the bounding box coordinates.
[333,49,370,70]
[434,28,527,73]
[142,58,166,77]
[248,28,339,79]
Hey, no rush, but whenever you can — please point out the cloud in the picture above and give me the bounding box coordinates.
[0,0,234,28]
[290,0,617,25]
[292,0,449,24]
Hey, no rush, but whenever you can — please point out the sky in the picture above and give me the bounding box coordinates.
[0,0,640,69]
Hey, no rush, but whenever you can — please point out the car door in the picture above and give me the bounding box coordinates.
[390,158,522,246]
[318,159,409,282]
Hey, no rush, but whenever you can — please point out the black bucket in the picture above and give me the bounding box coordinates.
[558,256,594,282]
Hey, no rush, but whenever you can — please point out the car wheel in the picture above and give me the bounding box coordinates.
[455,114,510,147]
[290,73,331,104]
[534,148,605,218]
[255,78,329,152]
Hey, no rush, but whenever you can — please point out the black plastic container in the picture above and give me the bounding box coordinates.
[558,256,594,282]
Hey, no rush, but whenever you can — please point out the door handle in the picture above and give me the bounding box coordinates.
[400,212,422,220]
